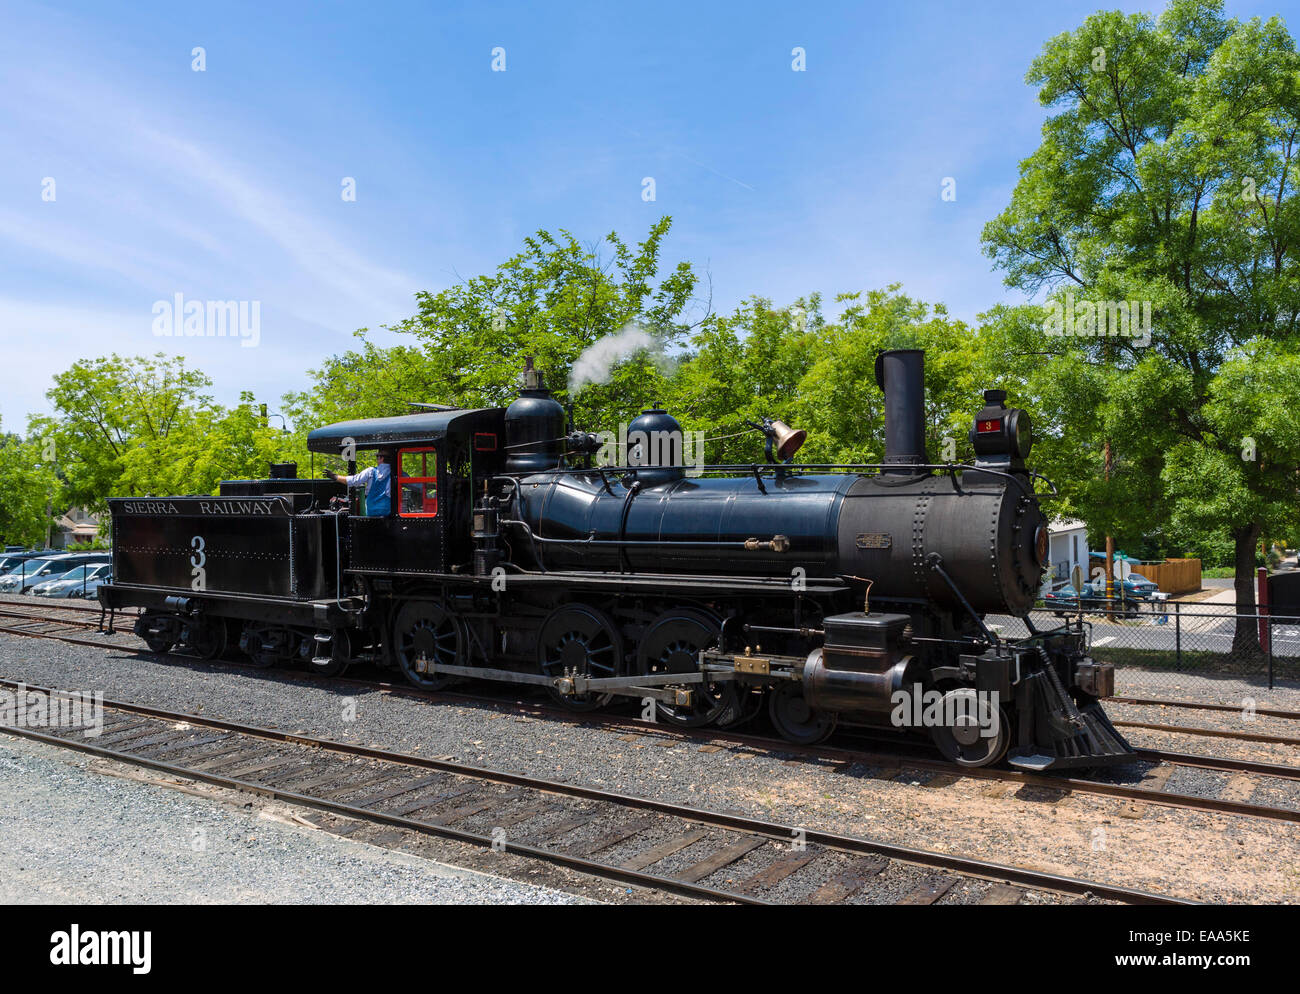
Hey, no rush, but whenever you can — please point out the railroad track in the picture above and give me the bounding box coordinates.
[1110,695,1300,721]
[1,614,1297,827]
[0,680,1188,906]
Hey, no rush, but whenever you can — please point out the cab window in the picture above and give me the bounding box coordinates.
[398,447,438,517]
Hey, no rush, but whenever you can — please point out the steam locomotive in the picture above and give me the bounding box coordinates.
[101,349,1134,771]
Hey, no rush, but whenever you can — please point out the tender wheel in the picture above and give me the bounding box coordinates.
[392,601,463,690]
[138,611,177,654]
[636,609,740,727]
[240,623,284,668]
[537,604,621,712]
[768,682,837,745]
[185,618,227,660]
[308,629,352,678]
[928,689,1010,767]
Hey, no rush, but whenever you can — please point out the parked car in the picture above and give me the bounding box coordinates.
[0,550,52,575]
[0,553,107,594]
[1043,578,1155,618]
[32,563,113,599]
[1121,572,1159,598]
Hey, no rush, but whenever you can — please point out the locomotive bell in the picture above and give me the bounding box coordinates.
[769,420,807,461]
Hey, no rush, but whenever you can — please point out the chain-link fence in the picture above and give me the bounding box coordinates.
[989,601,1300,705]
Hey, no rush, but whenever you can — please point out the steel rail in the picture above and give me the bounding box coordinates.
[1114,719,1300,748]
[1110,695,1300,721]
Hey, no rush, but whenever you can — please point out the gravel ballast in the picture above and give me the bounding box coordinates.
[0,732,587,904]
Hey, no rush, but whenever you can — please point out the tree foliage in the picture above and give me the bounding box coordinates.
[981,0,1300,646]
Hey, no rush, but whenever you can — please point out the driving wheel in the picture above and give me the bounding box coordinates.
[636,609,739,727]
[393,601,464,690]
[537,603,622,711]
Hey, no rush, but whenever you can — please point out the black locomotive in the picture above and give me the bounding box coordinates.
[101,349,1133,771]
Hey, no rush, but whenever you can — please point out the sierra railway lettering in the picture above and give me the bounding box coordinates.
[119,499,278,515]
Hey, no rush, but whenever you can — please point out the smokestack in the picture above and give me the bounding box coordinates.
[874,349,926,472]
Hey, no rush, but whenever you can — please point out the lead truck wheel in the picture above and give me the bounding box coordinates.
[392,601,463,690]
[768,682,836,745]
[928,688,1010,767]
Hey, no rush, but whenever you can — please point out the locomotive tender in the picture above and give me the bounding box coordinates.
[102,349,1133,771]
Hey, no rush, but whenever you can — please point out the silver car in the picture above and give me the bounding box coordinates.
[0,555,108,594]
[32,563,114,599]
[0,558,64,593]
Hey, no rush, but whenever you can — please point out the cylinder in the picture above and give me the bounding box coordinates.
[874,349,927,470]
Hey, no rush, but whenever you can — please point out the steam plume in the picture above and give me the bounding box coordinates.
[568,324,665,394]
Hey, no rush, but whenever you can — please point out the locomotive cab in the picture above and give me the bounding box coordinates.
[305,407,506,576]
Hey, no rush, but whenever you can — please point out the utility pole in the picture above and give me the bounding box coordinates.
[1104,439,1114,620]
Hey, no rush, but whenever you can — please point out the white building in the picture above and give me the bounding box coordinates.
[1041,518,1092,594]
[50,507,102,550]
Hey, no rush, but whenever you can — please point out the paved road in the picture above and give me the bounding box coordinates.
[990,608,1300,660]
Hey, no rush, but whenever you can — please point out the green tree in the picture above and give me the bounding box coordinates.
[35,354,289,509]
[285,218,705,438]
[668,287,995,466]
[981,0,1300,650]
[0,428,57,547]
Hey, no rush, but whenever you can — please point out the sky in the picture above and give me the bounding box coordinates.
[1,0,1296,430]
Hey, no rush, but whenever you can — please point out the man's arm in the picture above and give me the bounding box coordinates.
[331,465,375,487]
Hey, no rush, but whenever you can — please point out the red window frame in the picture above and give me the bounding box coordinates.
[397,446,439,517]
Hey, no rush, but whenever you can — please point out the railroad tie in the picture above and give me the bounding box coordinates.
[222,754,311,781]
[1218,774,1260,804]
[536,812,600,841]
[96,718,154,738]
[188,747,270,773]
[388,784,481,818]
[347,774,448,809]
[674,837,767,884]
[567,818,656,857]
[897,877,958,905]
[93,725,173,748]
[157,740,248,767]
[737,852,814,894]
[108,730,202,754]
[316,771,405,801]
[621,830,709,871]
[977,884,1025,905]
[275,767,372,796]
[422,798,501,827]
[142,733,232,760]
[1120,763,1176,819]
[486,800,562,829]
[807,858,888,904]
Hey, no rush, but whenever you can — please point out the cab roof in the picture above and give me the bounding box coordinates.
[306,407,503,454]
